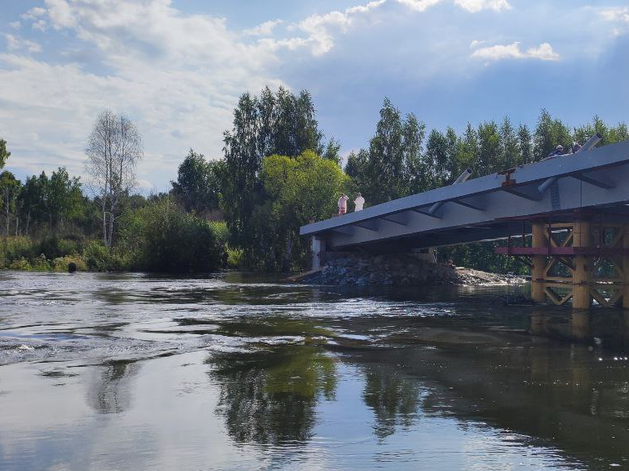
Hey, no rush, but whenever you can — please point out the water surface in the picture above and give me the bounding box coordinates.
[1,271,628,470]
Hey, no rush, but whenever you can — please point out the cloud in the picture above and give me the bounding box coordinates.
[292,0,509,56]
[294,0,387,56]
[396,0,443,13]
[20,7,47,21]
[1,0,286,188]
[471,41,560,62]
[600,7,629,23]
[454,0,510,13]
[4,34,42,53]
[243,19,284,37]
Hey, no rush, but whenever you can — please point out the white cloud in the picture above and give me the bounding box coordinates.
[600,7,629,36]
[20,7,47,21]
[32,20,48,32]
[4,34,42,53]
[291,0,512,56]
[243,19,284,37]
[600,7,629,23]
[9,21,21,29]
[396,0,443,13]
[454,0,510,13]
[1,0,286,188]
[295,1,387,56]
[471,41,560,62]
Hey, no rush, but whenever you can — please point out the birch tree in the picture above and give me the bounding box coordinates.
[86,110,143,247]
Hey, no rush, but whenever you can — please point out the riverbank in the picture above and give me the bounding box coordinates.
[288,253,525,286]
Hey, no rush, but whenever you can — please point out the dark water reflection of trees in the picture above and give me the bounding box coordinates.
[203,307,629,469]
[207,346,336,445]
[87,360,141,414]
[361,364,422,439]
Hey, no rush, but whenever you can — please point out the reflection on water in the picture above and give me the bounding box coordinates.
[88,360,141,414]
[361,363,422,439]
[208,346,336,445]
[0,271,629,470]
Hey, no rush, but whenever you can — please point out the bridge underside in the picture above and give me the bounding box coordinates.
[301,140,629,308]
[301,140,629,253]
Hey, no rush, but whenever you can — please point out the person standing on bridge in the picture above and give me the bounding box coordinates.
[354,193,365,212]
[338,193,349,215]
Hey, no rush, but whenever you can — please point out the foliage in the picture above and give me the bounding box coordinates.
[357,98,426,205]
[119,198,224,272]
[86,109,143,247]
[171,149,223,214]
[249,151,349,271]
[0,137,9,170]
[0,170,21,236]
[222,86,331,254]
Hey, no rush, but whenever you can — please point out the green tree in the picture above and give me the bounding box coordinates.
[476,121,501,174]
[573,116,629,147]
[517,124,533,164]
[0,137,10,170]
[0,171,21,235]
[252,151,349,271]
[533,109,571,161]
[222,87,328,259]
[171,149,222,214]
[500,117,520,168]
[361,98,425,204]
[424,129,450,188]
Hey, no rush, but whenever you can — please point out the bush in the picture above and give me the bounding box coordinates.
[8,257,31,270]
[31,254,51,271]
[38,236,80,260]
[209,221,229,246]
[83,241,108,271]
[0,237,35,267]
[226,247,244,269]
[122,198,225,273]
[52,255,87,272]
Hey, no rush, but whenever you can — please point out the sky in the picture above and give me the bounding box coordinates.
[0,0,628,192]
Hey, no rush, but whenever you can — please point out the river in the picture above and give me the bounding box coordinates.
[0,271,628,470]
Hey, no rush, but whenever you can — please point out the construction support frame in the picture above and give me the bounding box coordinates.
[499,219,629,309]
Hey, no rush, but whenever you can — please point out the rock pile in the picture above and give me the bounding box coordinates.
[295,253,524,287]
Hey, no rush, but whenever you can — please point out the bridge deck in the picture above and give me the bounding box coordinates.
[300,140,629,251]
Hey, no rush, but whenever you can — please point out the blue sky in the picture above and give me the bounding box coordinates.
[0,0,628,192]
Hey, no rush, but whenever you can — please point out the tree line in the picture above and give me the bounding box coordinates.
[0,87,627,273]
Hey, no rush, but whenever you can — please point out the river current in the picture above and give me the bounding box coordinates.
[0,271,628,470]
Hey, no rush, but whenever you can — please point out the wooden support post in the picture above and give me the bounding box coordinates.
[531,222,546,303]
[572,220,592,309]
[620,225,629,309]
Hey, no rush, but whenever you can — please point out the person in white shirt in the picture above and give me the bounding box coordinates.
[354,192,365,211]
[338,193,349,215]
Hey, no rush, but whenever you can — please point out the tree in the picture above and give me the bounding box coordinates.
[171,149,222,214]
[222,87,327,259]
[253,151,349,271]
[86,110,143,247]
[359,98,426,205]
[476,121,501,174]
[0,171,21,235]
[517,124,533,164]
[47,167,84,230]
[0,137,10,170]
[500,117,520,168]
[533,109,571,161]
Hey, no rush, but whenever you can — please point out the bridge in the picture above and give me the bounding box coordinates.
[300,137,629,309]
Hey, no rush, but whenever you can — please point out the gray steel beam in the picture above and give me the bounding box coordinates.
[300,140,629,250]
